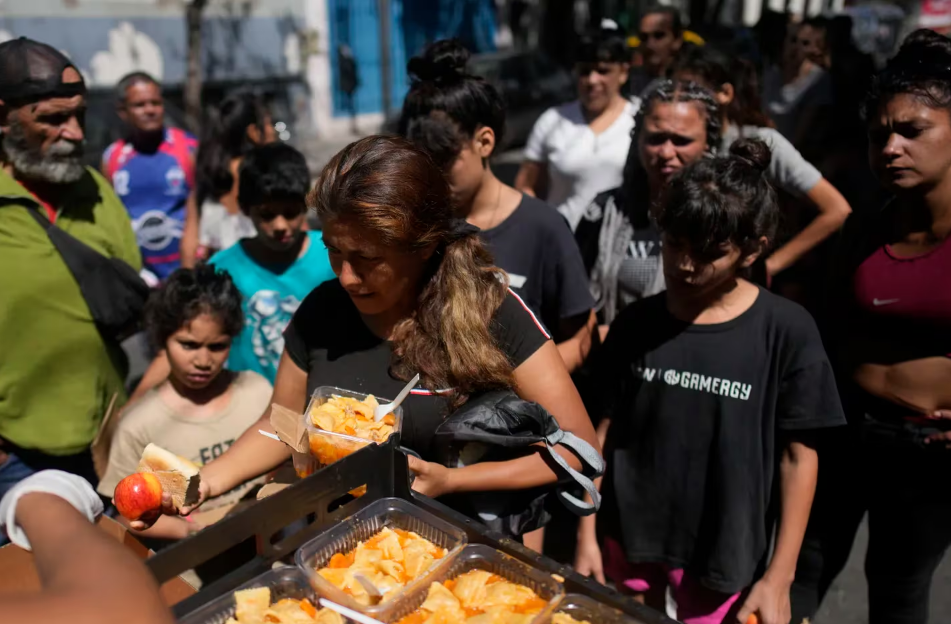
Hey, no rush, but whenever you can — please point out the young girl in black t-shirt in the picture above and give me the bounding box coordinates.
[575,139,845,624]
[399,39,596,374]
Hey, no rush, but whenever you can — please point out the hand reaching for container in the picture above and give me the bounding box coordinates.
[407,455,454,499]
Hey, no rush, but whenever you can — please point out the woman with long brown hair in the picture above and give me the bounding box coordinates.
[129,135,600,522]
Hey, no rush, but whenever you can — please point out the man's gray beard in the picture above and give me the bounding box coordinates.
[2,119,86,185]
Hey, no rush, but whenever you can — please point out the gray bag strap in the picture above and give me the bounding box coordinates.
[543,429,605,516]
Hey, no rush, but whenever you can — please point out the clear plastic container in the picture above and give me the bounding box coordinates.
[552,593,646,624]
[177,566,348,624]
[387,544,566,624]
[305,386,405,467]
[294,497,467,618]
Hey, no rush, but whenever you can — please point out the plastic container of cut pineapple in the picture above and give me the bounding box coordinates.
[294,497,466,619]
[551,593,647,624]
[178,566,351,624]
[387,543,565,624]
[304,386,404,468]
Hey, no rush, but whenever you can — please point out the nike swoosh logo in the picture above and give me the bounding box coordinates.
[873,298,900,306]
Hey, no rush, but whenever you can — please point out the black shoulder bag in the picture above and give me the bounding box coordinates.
[433,390,604,538]
[26,207,150,341]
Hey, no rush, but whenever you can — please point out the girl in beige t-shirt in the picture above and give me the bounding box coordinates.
[99,264,272,541]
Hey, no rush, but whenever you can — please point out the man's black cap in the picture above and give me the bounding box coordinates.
[0,37,86,106]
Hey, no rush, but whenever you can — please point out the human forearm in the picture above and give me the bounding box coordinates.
[767,181,851,275]
[8,493,173,624]
[202,410,291,498]
[124,513,197,541]
[447,444,581,493]
[766,440,818,584]
[767,211,847,275]
[556,311,597,372]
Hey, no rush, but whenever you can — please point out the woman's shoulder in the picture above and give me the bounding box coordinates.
[538,101,585,128]
[490,289,552,368]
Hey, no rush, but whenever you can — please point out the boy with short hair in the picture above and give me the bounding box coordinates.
[208,143,335,381]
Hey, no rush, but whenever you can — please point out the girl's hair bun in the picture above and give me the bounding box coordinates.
[729,138,771,174]
[407,38,470,84]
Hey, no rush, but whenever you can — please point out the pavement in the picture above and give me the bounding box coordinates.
[814,517,951,623]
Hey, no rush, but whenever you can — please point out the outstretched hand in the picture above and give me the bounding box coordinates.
[126,478,211,531]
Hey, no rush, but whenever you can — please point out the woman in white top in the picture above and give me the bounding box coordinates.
[515,24,636,231]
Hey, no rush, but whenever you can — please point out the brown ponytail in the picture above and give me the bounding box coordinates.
[309,135,514,408]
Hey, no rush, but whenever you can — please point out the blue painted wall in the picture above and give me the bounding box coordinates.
[328,0,498,117]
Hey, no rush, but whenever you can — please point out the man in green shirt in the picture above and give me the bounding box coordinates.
[0,37,141,495]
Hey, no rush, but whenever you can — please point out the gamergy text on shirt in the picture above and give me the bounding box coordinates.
[636,366,753,401]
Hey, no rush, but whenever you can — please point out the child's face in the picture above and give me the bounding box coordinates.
[165,313,232,390]
[661,234,759,300]
[250,199,307,251]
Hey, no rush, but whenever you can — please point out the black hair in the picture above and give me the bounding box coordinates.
[399,39,506,171]
[116,71,160,105]
[672,45,773,128]
[196,91,271,205]
[865,29,951,118]
[800,16,830,37]
[576,22,630,64]
[144,264,244,350]
[237,143,310,215]
[658,138,778,261]
[641,5,684,37]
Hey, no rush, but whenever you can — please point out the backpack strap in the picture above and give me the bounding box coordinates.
[542,429,605,515]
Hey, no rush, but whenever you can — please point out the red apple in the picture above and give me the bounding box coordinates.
[114,472,163,520]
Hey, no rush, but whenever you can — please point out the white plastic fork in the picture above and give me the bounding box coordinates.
[320,598,386,624]
[374,373,420,422]
[352,571,383,602]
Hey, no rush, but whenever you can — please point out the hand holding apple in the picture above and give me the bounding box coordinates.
[113,472,164,521]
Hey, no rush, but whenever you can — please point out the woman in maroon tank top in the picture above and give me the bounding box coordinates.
[792,30,951,624]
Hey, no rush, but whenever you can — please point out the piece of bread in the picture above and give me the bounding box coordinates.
[137,443,202,508]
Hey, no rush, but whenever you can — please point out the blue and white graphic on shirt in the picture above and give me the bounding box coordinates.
[208,231,336,382]
[246,290,301,373]
[104,130,196,280]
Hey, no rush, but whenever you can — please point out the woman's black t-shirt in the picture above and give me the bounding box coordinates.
[283,279,551,460]
[592,288,845,593]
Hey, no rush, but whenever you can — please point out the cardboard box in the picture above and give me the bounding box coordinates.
[0,515,195,605]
